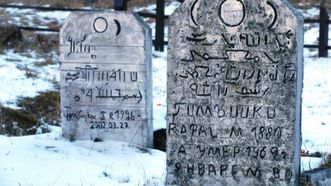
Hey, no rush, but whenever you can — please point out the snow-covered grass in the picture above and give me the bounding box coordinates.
[302,58,331,147]
[1,7,70,28]
[0,126,166,186]
[301,157,325,172]
[0,50,58,108]
[301,57,331,171]
[133,1,181,16]
[302,57,331,150]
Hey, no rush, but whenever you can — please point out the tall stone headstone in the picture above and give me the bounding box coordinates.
[60,12,153,148]
[167,0,303,185]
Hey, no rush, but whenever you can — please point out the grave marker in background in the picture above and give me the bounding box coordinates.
[167,0,303,185]
[60,12,153,148]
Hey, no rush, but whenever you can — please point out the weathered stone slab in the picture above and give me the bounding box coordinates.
[167,0,303,185]
[60,12,153,148]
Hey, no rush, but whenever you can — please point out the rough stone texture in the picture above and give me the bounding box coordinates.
[60,12,153,148]
[167,0,303,185]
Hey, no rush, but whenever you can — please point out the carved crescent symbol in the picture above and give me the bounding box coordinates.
[114,19,121,36]
[267,2,277,29]
[190,0,199,26]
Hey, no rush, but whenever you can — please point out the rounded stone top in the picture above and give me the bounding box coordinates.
[170,0,303,33]
[60,11,151,47]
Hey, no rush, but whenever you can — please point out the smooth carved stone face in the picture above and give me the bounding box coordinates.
[219,0,245,27]
[167,0,303,185]
[60,12,153,148]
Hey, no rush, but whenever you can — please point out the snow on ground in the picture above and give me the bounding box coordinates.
[133,1,181,16]
[301,157,324,172]
[152,50,167,131]
[302,57,331,151]
[301,57,331,171]
[0,126,166,186]
[299,7,331,50]
[1,7,70,28]
[0,50,58,108]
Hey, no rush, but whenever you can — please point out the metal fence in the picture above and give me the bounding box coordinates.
[103,0,331,56]
[0,0,330,56]
[304,6,330,57]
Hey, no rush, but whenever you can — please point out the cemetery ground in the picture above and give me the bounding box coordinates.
[0,1,330,185]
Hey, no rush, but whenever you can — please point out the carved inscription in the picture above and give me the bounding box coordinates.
[167,0,303,185]
[60,12,152,147]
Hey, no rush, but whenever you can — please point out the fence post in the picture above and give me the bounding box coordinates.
[319,5,329,57]
[155,0,165,51]
[114,0,128,11]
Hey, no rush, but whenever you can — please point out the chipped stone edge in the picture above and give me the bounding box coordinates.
[282,1,305,185]
[132,12,154,148]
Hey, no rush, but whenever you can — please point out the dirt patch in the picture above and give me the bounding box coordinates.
[154,128,166,152]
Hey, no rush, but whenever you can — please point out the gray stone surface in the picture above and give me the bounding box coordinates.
[60,12,153,148]
[167,0,303,185]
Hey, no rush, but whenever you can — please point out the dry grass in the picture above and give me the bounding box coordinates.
[0,0,158,9]
[0,0,111,8]
[0,107,37,136]
[289,0,330,9]
[0,91,60,136]
[17,91,60,124]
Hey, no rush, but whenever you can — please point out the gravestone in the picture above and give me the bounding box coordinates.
[60,12,153,148]
[167,0,303,185]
